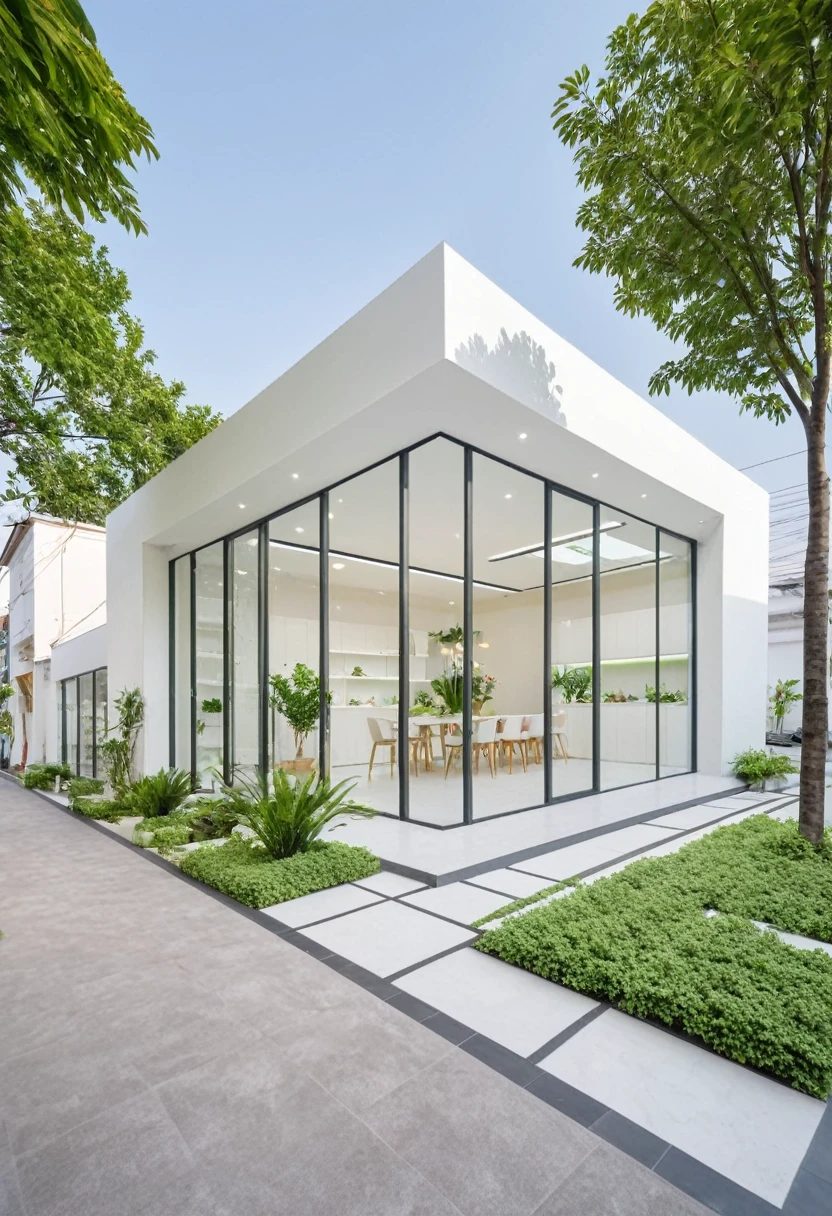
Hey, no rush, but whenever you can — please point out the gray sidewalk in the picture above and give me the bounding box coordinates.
[0,781,707,1216]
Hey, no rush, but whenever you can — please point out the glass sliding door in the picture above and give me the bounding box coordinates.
[57,682,64,766]
[268,501,321,774]
[598,508,658,789]
[659,533,693,775]
[231,531,260,780]
[94,668,107,777]
[408,439,465,825]
[194,543,225,786]
[78,672,94,776]
[471,453,545,817]
[172,556,192,773]
[65,677,78,774]
[327,460,399,813]
[549,489,595,799]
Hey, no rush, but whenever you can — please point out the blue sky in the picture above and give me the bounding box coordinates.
[83,0,808,499]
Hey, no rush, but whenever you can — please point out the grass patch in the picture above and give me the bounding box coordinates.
[477,815,832,1098]
[178,836,380,908]
[471,881,573,927]
[70,795,128,822]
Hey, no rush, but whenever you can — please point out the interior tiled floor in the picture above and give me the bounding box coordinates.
[284,788,829,1212]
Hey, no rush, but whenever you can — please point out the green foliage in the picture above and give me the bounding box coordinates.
[100,687,143,794]
[770,678,803,730]
[268,663,328,757]
[219,768,375,860]
[0,0,157,234]
[0,707,13,742]
[201,697,222,714]
[126,768,191,818]
[0,204,221,522]
[472,670,497,704]
[430,669,463,714]
[645,684,687,704]
[731,748,798,784]
[66,776,104,798]
[132,801,239,849]
[151,823,192,853]
[71,795,126,821]
[179,836,380,909]
[472,882,572,928]
[20,762,70,788]
[0,683,13,702]
[551,665,592,703]
[478,816,832,1097]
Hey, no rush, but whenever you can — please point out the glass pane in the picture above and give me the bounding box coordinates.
[328,462,400,814]
[409,439,464,825]
[599,509,657,789]
[195,543,225,786]
[472,453,545,817]
[268,501,320,774]
[231,531,260,780]
[94,668,107,777]
[550,489,595,799]
[57,682,64,766]
[659,533,692,775]
[172,556,192,772]
[78,672,94,776]
[65,677,78,774]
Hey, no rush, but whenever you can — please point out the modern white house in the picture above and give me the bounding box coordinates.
[0,515,108,772]
[106,243,769,829]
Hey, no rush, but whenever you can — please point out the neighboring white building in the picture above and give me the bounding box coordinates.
[767,579,832,734]
[0,515,107,770]
[107,243,769,829]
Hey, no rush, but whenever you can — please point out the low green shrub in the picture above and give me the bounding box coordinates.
[731,748,797,784]
[67,777,105,798]
[126,768,192,818]
[179,836,380,908]
[471,881,572,927]
[21,762,72,790]
[71,795,127,822]
[152,823,193,852]
[132,803,239,849]
[477,816,832,1098]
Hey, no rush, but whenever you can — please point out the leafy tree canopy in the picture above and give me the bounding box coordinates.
[553,0,832,428]
[0,202,221,522]
[0,0,157,234]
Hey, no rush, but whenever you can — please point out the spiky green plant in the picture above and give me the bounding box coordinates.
[220,769,375,860]
[126,768,192,818]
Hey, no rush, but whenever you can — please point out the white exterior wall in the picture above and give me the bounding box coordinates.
[107,244,768,779]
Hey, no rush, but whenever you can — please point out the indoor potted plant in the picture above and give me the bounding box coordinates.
[268,663,329,774]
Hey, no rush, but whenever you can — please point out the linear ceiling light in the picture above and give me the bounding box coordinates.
[488,521,624,563]
[268,540,516,593]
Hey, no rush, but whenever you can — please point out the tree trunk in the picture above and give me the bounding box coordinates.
[799,406,829,844]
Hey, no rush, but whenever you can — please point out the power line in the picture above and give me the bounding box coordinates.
[738,449,810,471]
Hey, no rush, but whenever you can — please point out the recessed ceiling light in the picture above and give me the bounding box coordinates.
[336,604,341,610]
[337,498,343,504]
[332,562,345,570]
[518,432,527,440]
[592,472,599,479]
[271,566,280,572]
[291,473,299,480]
[478,641,490,648]
[328,512,334,520]
[238,503,246,509]
[454,532,460,539]
[504,493,512,500]
[246,538,257,546]
[449,601,455,606]
[295,526,304,533]
[641,493,647,499]
[378,591,384,595]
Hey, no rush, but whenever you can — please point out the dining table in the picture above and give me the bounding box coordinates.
[391,714,496,771]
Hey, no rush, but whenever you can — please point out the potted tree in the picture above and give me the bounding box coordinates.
[769,679,802,736]
[268,663,328,774]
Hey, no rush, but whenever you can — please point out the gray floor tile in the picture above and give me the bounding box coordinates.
[261,882,383,927]
[466,868,555,899]
[15,1090,193,1216]
[299,900,475,976]
[396,948,597,1056]
[0,1167,25,1216]
[539,1009,824,1206]
[364,1049,596,1216]
[534,1142,712,1215]
[353,872,428,897]
[402,883,511,925]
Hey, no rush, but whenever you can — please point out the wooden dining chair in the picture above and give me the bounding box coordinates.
[498,715,528,773]
[367,717,396,779]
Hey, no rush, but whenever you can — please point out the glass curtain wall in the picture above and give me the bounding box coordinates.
[659,533,693,775]
[231,531,261,778]
[472,453,545,817]
[64,678,77,773]
[268,501,321,773]
[194,543,224,786]
[78,672,94,776]
[550,489,595,799]
[95,668,107,775]
[57,668,109,776]
[169,442,696,819]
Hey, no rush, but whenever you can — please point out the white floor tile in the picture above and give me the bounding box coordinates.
[649,804,742,831]
[481,886,575,928]
[261,883,383,928]
[299,900,475,976]
[539,1009,824,1205]
[352,871,428,897]
[395,948,597,1056]
[593,822,679,852]
[768,805,798,822]
[465,868,556,899]
[511,838,624,881]
[752,921,832,958]
[402,883,511,925]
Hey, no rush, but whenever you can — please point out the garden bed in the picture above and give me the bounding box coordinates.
[476,816,832,1098]
[178,836,380,908]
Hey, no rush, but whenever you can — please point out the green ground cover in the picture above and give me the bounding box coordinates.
[178,836,380,908]
[476,815,832,1098]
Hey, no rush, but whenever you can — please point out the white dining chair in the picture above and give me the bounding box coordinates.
[552,708,569,763]
[498,715,529,773]
[444,718,499,778]
[523,713,545,764]
[367,717,396,779]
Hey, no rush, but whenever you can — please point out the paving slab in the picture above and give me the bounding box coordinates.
[261,882,383,927]
[299,899,475,976]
